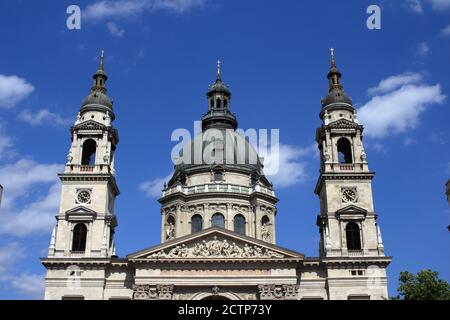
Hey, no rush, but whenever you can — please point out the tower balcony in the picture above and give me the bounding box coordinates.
[69,250,86,257]
[325,249,380,257]
[161,183,275,198]
[65,164,113,175]
[323,162,369,173]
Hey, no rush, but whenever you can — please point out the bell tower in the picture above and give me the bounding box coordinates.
[315,49,385,259]
[47,51,120,259]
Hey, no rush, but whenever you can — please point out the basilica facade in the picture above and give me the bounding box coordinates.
[41,51,391,300]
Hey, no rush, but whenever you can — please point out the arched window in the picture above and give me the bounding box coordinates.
[216,98,221,109]
[337,138,352,164]
[72,224,87,251]
[191,214,203,233]
[234,214,246,235]
[346,222,361,250]
[211,213,225,228]
[81,139,96,166]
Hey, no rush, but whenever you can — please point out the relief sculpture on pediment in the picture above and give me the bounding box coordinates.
[148,236,284,259]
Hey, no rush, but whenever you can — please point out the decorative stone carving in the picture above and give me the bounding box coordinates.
[328,118,360,130]
[261,223,271,242]
[132,284,174,300]
[258,284,298,300]
[148,236,284,259]
[75,112,81,125]
[165,222,175,240]
[66,150,73,164]
[324,110,330,125]
[103,149,110,163]
[105,111,111,127]
[283,284,299,299]
[361,150,367,163]
[212,286,220,295]
[323,149,330,162]
[74,119,106,131]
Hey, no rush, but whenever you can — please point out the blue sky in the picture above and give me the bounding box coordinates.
[0,0,449,299]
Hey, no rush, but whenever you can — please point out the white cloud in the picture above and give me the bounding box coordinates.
[0,75,34,109]
[403,137,416,146]
[263,144,317,188]
[417,42,430,57]
[0,120,14,159]
[426,0,450,10]
[406,0,424,12]
[367,72,422,96]
[0,243,26,277]
[10,273,44,299]
[0,159,61,207]
[0,243,44,299]
[139,173,173,198]
[17,109,71,127]
[441,24,450,36]
[0,183,61,237]
[0,119,16,160]
[368,142,387,154]
[137,49,145,59]
[84,0,207,21]
[404,0,450,12]
[0,160,62,236]
[106,21,125,37]
[359,73,446,138]
[0,132,14,160]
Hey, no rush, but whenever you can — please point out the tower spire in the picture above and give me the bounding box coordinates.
[327,47,342,91]
[81,50,114,112]
[91,50,108,94]
[321,48,353,107]
[99,50,105,71]
[217,60,221,81]
[203,60,237,130]
[330,47,336,68]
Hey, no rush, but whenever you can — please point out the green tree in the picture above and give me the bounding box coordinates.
[393,269,450,300]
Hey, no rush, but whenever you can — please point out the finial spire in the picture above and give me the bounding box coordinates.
[91,50,108,94]
[99,49,105,70]
[330,47,336,67]
[321,48,353,107]
[217,60,221,80]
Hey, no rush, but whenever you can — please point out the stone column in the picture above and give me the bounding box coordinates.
[175,204,182,238]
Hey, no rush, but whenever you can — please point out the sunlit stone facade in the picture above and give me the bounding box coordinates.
[42,52,391,300]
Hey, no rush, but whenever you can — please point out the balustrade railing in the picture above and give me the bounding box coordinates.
[162,183,275,197]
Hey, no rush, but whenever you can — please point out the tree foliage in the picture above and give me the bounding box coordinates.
[393,269,450,300]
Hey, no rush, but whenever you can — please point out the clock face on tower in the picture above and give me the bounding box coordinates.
[76,189,92,204]
[342,188,357,203]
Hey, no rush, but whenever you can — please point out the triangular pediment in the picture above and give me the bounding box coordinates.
[73,120,106,131]
[328,118,361,129]
[128,227,304,260]
[335,205,368,218]
[66,206,97,215]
